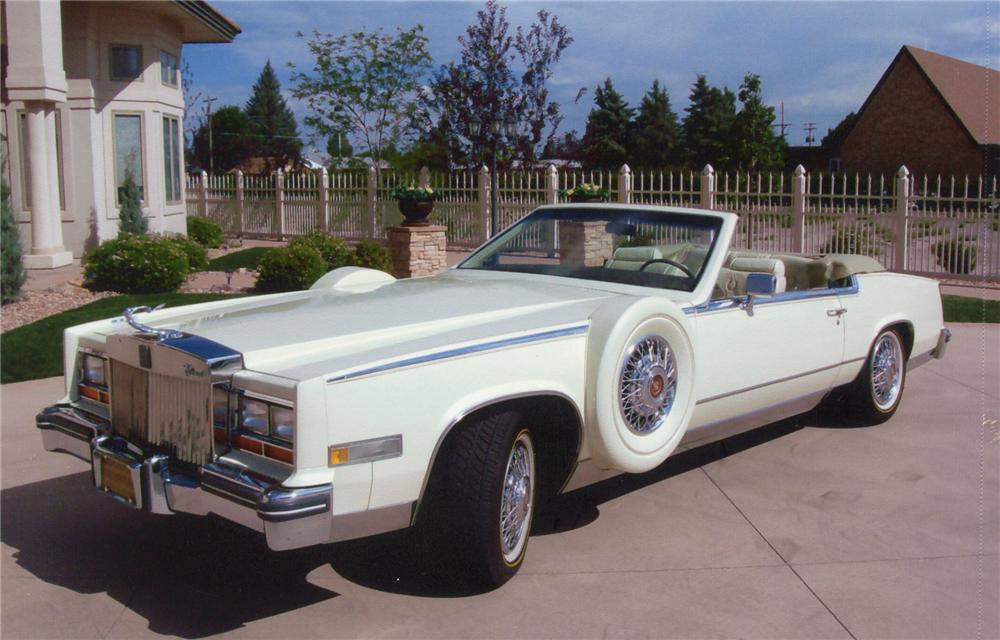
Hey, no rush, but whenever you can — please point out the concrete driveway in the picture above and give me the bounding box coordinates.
[1,324,997,639]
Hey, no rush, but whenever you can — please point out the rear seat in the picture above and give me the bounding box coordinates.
[712,250,885,299]
[714,256,786,298]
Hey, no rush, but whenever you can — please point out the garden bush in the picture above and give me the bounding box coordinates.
[164,234,209,272]
[932,239,977,274]
[187,216,224,248]
[352,239,392,272]
[1,162,25,305]
[83,234,189,293]
[289,231,352,271]
[117,170,148,236]
[255,244,327,292]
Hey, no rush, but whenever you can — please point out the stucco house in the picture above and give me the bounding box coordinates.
[1,0,239,268]
[840,45,1000,178]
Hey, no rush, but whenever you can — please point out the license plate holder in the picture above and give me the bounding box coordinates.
[98,454,139,507]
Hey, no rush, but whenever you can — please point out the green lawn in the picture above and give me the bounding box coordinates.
[1,293,238,384]
[207,247,275,272]
[941,295,1000,323]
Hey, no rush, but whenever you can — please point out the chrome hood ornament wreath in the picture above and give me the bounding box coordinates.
[123,305,183,341]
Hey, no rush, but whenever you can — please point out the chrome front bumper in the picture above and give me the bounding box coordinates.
[36,404,335,551]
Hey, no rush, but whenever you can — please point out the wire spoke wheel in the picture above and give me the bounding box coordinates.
[499,431,535,565]
[618,335,677,434]
[870,332,903,410]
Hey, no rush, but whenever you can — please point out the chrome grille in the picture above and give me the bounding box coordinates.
[110,360,213,466]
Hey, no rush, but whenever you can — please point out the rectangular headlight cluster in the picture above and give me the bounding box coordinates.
[78,352,110,405]
[218,391,295,465]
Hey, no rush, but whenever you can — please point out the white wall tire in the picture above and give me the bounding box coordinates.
[585,297,696,473]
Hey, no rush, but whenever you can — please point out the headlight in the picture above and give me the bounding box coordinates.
[239,396,270,438]
[271,405,295,443]
[82,354,107,387]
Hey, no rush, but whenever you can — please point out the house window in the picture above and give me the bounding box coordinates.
[110,45,142,81]
[17,110,66,210]
[160,51,179,86]
[163,116,182,202]
[114,113,144,204]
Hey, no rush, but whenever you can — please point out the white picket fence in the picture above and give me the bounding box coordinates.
[186,164,1000,282]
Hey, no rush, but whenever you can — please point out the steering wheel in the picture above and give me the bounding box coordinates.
[639,258,695,279]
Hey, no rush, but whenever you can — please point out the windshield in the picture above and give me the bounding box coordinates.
[458,208,722,292]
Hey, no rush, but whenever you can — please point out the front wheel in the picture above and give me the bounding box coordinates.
[845,328,907,423]
[440,410,536,587]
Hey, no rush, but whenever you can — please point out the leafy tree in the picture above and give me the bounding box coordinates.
[245,60,303,171]
[291,26,433,170]
[632,80,682,168]
[682,75,736,169]
[582,78,634,169]
[1,161,25,304]
[541,130,583,162]
[191,105,255,172]
[117,169,148,236]
[394,115,457,172]
[730,73,785,171]
[426,0,573,167]
[822,111,857,152]
[325,129,354,161]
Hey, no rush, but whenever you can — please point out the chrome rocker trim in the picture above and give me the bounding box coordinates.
[35,404,411,550]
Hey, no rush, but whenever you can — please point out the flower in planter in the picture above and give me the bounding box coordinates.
[389,185,436,201]
[560,183,610,200]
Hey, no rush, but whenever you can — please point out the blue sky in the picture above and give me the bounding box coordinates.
[185,1,998,155]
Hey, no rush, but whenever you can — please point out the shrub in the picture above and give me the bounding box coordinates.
[186,216,224,248]
[352,239,392,272]
[821,228,869,255]
[117,169,148,236]
[932,239,977,275]
[255,244,327,292]
[1,162,25,305]
[289,231,352,271]
[83,235,189,293]
[164,234,209,272]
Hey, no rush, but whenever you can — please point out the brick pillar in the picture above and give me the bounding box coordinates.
[387,225,448,278]
[558,220,612,267]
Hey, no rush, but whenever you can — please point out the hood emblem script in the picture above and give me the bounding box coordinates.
[123,306,184,341]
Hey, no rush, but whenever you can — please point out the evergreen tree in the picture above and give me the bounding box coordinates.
[582,78,634,169]
[821,111,857,152]
[117,168,148,236]
[682,75,736,169]
[1,160,25,304]
[245,60,302,170]
[192,105,255,172]
[632,80,682,168]
[730,73,784,171]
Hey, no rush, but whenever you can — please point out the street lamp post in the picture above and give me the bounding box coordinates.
[470,115,517,238]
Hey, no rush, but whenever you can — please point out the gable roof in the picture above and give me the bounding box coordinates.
[854,45,1000,146]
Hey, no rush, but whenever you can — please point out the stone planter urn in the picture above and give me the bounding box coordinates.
[397,198,435,226]
[569,194,607,204]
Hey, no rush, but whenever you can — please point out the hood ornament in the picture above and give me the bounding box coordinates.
[123,305,184,341]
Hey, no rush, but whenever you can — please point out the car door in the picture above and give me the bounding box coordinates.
[682,289,846,444]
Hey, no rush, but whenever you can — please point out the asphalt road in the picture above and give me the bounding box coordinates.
[1,324,997,639]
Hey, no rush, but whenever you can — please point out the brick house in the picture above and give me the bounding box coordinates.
[840,45,999,178]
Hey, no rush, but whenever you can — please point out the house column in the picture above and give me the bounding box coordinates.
[22,103,73,269]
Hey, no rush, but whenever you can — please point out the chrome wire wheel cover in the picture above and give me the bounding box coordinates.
[870,332,903,411]
[500,431,535,564]
[619,335,677,434]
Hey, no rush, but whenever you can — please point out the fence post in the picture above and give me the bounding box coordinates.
[200,170,209,218]
[894,165,910,272]
[275,169,285,239]
[701,164,715,210]
[791,164,806,253]
[478,165,491,243]
[366,166,378,239]
[618,164,632,203]
[545,164,559,204]
[235,170,245,236]
[319,168,329,233]
[418,165,431,189]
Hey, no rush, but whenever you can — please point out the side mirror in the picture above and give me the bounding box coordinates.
[741,272,777,316]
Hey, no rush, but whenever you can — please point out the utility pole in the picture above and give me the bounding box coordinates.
[203,96,218,173]
[772,101,792,139]
[803,122,817,147]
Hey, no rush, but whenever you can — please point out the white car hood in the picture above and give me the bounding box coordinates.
[160,271,616,381]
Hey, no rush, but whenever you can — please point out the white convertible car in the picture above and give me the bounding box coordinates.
[37,204,949,586]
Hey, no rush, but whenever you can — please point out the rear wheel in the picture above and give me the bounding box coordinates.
[846,328,907,423]
[440,410,536,587]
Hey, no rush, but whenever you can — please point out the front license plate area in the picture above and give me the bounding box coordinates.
[99,455,138,506]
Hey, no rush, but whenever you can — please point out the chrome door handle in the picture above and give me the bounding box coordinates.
[826,308,847,317]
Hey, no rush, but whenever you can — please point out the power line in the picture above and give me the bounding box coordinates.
[803,122,817,147]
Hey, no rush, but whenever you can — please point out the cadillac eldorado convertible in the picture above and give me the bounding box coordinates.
[37,204,950,586]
